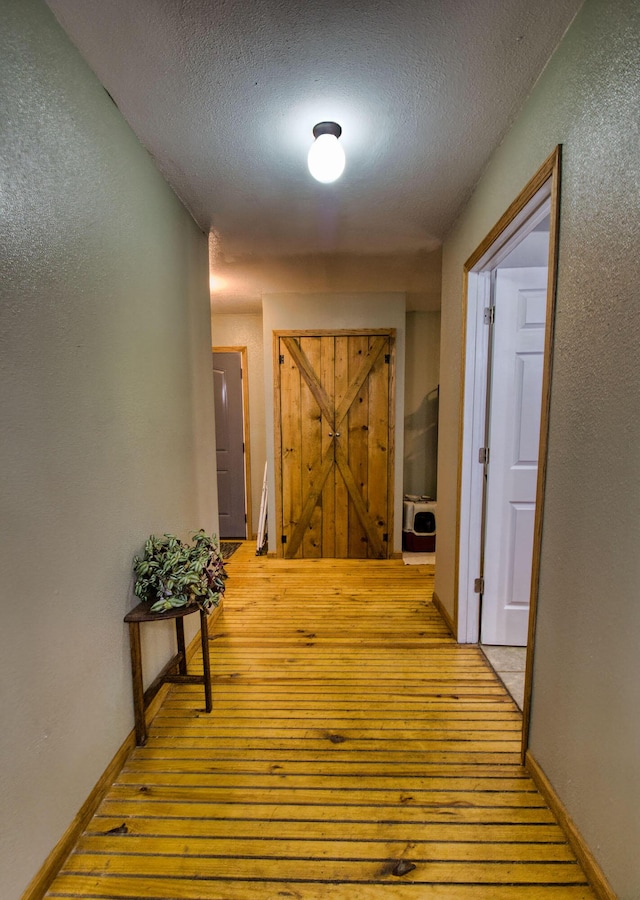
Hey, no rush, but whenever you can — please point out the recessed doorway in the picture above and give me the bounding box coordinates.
[212,347,252,540]
[455,148,561,751]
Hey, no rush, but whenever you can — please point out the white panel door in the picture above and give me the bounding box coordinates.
[481,267,547,645]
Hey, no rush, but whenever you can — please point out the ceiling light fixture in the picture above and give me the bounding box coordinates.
[307,122,345,183]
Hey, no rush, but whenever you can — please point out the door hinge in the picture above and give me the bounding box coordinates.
[484,306,495,325]
[474,576,485,594]
[478,447,490,465]
[384,354,390,364]
[279,354,285,364]
[281,534,287,543]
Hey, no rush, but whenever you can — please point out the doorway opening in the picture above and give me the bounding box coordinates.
[212,347,252,540]
[273,330,395,560]
[455,148,561,753]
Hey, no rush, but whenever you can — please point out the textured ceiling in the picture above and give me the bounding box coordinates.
[45,0,582,309]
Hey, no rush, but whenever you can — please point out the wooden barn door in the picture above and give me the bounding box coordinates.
[275,331,395,559]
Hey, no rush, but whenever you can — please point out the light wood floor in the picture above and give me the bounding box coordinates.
[47,543,595,899]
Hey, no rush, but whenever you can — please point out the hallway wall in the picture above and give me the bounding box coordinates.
[403,310,440,500]
[0,1,217,896]
[436,0,640,894]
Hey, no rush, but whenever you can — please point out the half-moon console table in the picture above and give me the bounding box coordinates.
[124,602,212,746]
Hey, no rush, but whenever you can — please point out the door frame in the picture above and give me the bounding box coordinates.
[454,147,562,757]
[462,231,551,645]
[273,329,396,559]
[212,346,253,540]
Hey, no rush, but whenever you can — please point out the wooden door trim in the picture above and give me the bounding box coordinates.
[276,328,393,337]
[212,346,252,539]
[273,337,285,558]
[521,148,562,758]
[387,336,397,558]
[273,329,396,559]
[453,145,561,759]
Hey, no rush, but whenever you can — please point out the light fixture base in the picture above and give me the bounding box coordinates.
[312,121,342,140]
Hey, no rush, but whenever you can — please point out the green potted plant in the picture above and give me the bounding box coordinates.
[133,530,227,614]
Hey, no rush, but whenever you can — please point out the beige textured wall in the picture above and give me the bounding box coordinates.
[436,0,640,894]
[262,294,406,554]
[208,245,442,315]
[211,313,266,532]
[403,311,440,499]
[0,2,216,896]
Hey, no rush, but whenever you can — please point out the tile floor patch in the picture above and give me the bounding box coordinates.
[481,645,526,710]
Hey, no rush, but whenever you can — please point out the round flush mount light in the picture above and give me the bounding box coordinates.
[307,121,345,183]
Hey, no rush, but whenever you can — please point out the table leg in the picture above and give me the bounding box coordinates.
[200,608,213,713]
[128,621,147,746]
[175,618,188,675]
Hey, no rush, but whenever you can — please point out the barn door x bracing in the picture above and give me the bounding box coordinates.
[275,331,395,559]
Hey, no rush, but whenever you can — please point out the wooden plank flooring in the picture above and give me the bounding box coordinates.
[47,544,595,899]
